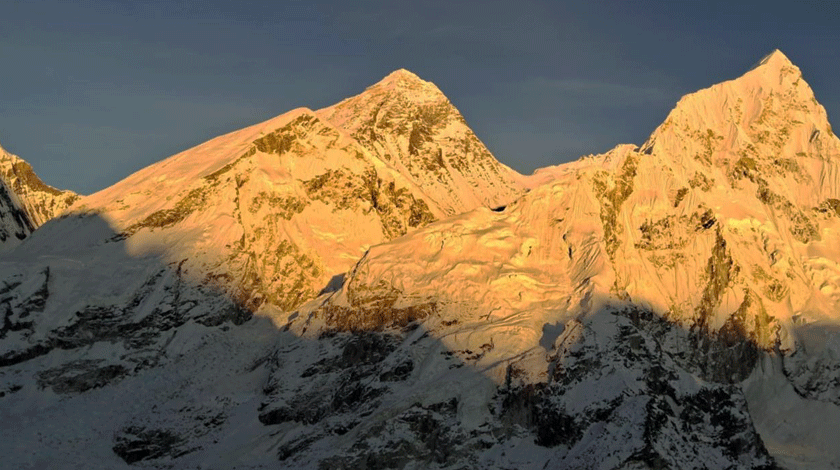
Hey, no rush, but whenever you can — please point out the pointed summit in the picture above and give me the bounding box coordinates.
[0,142,78,251]
[755,49,794,68]
[317,69,449,132]
[641,49,832,171]
[364,68,446,102]
[378,68,426,85]
[747,48,801,81]
[317,69,525,215]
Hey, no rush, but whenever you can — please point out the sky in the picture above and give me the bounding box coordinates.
[1,0,838,195]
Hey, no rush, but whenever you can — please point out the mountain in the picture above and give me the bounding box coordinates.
[0,143,78,250]
[58,71,526,312]
[283,50,840,468]
[0,71,526,467]
[3,52,840,469]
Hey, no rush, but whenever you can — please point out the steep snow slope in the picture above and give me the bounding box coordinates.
[0,143,78,250]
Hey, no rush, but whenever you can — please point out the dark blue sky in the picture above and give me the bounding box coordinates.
[1,0,838,194]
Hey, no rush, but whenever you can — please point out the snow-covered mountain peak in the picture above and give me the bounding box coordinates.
[319,69,449,132]
[641,50,836,179]
[1,150,67,199]
[744,49,806,93]
[754,48,796,71]
[377,68,427,84]
[38,73,525,314]
[317,71,525,214]
[368,68,444,99]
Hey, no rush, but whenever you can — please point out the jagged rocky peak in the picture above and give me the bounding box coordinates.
[0,142,79,226]
[0,141,78,250]
[631,50,840,219]
[319,69,525,214]
[318,70,449,162]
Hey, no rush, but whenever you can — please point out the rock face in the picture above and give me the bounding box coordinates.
[2,53,840,469]
[0,175,30,248]
[0,144,78,250]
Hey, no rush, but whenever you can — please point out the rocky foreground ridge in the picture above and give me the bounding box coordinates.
[2,51,840,469]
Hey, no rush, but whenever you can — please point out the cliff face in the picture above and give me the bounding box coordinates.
[0,176,31,248]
